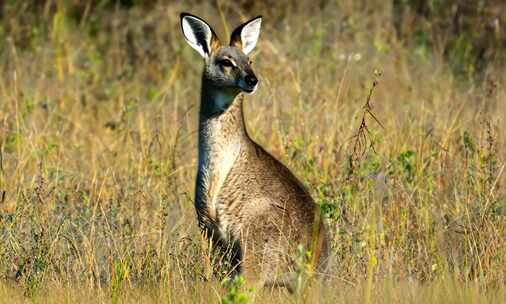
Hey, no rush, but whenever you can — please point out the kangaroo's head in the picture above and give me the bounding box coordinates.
[180,13,261,109]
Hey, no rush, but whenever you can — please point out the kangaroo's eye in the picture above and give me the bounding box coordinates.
[219,59,235,67]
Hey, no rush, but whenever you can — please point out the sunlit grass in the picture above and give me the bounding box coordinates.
[1,278,505,304]
[0,1,504,303]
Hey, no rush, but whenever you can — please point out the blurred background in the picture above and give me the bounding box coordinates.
[2,1,505,75]
[0,1,505,302]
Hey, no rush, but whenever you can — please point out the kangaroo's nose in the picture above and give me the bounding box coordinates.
[245,74,258,87]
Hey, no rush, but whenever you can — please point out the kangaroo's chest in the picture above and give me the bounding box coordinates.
[196,120,242,234]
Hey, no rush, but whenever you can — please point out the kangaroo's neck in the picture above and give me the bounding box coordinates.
[197,85,251,187]
[198,85,250,149]
[196,85,251,218]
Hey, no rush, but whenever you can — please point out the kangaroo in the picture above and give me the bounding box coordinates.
[180,13,329,289]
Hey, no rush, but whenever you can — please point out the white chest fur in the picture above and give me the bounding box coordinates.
[197,119,241,222]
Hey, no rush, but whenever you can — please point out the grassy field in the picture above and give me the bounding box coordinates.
[0,1,505,303]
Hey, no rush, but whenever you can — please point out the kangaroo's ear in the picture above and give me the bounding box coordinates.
[180,13,220,58]
[230,16,262,55]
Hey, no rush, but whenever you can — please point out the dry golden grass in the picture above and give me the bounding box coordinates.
[0,1,504,303]
[1,278,506,304]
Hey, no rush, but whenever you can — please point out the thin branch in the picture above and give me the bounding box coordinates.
[347,71,384,179]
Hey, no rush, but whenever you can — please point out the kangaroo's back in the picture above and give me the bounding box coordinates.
[226,135,330,279]
[180,13,330,289]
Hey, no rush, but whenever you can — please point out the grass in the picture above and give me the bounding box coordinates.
[0,1,505,303]
[1,278,505,304]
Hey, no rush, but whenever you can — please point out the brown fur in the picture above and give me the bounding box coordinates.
[196,94,330,287]
[181,13,330,288]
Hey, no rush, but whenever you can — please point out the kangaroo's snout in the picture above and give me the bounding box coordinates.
[245,74,258,87]
[240,72,258,93]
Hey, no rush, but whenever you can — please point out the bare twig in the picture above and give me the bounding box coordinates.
[347,71,384,178]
